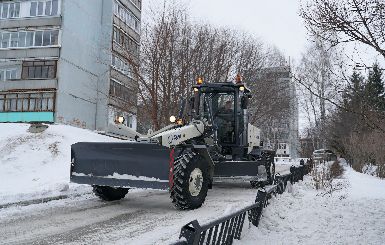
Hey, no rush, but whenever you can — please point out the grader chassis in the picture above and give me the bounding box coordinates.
[71,80,275,209]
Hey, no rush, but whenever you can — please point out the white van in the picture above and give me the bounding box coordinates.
[312,149,337,162]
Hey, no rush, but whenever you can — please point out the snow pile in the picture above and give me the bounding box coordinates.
[237,164,385,245]
[0,123,121,205]
[362,163,378,177]
[274,157,306,165]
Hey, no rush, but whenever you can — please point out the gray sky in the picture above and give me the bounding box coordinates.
[188,0,308,62]
[143,0,308,62]
[143,0,310,131]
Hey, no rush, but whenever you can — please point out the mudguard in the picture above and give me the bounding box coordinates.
[70,142,171,190]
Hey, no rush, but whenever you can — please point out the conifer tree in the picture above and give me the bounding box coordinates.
[345,71,365,113]
[365,63,385,111]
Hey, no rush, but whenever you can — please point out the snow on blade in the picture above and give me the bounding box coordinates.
[107,173,169,182]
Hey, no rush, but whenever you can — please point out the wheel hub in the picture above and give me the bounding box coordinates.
[189,168,203,197]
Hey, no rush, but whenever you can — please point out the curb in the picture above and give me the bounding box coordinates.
[0,192,91,209]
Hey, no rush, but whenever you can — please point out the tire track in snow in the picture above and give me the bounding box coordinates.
[0,165,294,244]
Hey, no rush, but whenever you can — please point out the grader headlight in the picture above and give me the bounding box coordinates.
[170,115,176,123]
[117,116,125,124]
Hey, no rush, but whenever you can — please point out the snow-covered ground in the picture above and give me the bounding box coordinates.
[1,123,384,244]
[0,123,121,205]
[238,161,385,245]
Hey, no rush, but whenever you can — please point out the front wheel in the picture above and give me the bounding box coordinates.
[171,151,209,210]
[93,185,129,201]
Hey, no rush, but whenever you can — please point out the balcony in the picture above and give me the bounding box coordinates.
[0,16,61,29]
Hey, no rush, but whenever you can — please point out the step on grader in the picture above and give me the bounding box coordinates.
[70,78,275,210]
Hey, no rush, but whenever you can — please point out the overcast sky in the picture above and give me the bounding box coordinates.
[142,0,382,132]
[188,0,308,62]
[143,0,309,62]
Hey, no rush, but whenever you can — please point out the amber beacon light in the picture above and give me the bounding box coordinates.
[235,74,242,83]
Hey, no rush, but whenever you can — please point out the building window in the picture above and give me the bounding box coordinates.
[22,60,57,79]
[0,68,18,81]
[113,0,141,34]
[10,32,19,47]
[0,91,55,112]
[0,1,59,20]
[30,0,59,17]
[130,0,141,10]
[1,33,10,48]
[111,54,133,78]
[0,2,20,19]
[109,79,136,104]
[0,29,59,49]
[113,26,139,55]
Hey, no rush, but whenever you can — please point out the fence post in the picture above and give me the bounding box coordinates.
[299,166,304,181]
[252,190,267,227]
[290,166,296,183]
[179,220,202,245]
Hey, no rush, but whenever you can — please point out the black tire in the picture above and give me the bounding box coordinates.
[93,185,129,201]
[276,179,285,194]
[171,151,209,210]
[250,180,263,188]
[268,161,276,185]
[250,153,275,188]
[263,152,275,185]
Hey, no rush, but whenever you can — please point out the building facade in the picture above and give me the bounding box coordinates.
[299,137,322,158]
[0,0,141,131]
[258,66,299,158]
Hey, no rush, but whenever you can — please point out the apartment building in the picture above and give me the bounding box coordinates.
[0,0,141,131]
[257,66,299,158]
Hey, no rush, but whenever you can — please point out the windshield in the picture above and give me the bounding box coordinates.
[199,92,236,144]
[200,92,235,121]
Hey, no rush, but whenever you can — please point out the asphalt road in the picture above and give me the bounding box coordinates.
[0,164,293,245]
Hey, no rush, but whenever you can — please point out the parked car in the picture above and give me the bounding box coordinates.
[312,149,337,162]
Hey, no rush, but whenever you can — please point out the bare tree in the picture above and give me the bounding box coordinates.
[296,37,342,147]
[300,0,385,59]
[137,2,293,133]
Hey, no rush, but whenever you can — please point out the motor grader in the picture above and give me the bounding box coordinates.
[70,78,275,210]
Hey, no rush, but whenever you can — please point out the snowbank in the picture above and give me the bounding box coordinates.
[274,157,305,165]
[0,123,121,205]
[237,165,385,245]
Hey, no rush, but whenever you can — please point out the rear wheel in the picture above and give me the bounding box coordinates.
[249,153,276,188]
[267,161,276,185]
[250,180,264,188]
[93,185,129,201]
[171,151,209,210]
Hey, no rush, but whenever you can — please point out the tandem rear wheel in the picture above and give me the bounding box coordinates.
[250,159,275,188]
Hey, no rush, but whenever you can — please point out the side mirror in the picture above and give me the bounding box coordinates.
[241,96,249,109]
[178,99,186,119]
[188,97,195,117]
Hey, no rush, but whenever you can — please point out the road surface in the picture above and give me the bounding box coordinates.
[0,164,294,245]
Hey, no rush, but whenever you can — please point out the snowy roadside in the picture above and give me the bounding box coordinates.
[0,123,122,206]
[237,163,385,245]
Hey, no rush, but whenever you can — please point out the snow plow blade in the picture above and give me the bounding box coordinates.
[70,142,171,190]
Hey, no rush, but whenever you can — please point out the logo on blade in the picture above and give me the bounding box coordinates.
[168,134,182,145]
